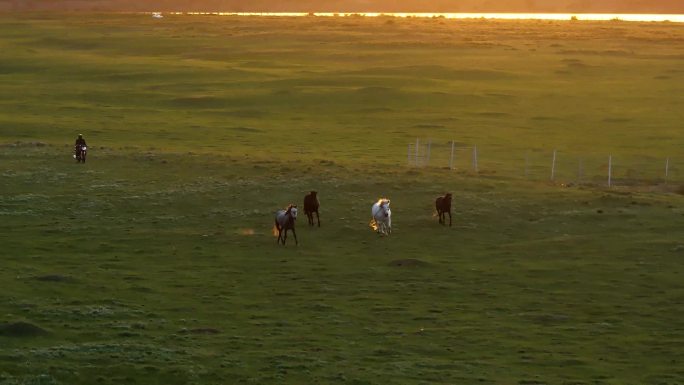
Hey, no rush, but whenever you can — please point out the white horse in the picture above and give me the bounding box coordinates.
[274,204,298,245]
[370,198,391,235]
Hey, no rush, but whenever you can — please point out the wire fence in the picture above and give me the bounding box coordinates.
[407,139,683,188]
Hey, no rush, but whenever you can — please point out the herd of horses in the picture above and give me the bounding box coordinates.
[273,191,453,245]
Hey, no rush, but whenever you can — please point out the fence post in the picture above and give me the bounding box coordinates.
[407,144,412,166]
[415,138,420,166]
[578,157,583,183]
[472,145,478,173]
[551,149,557,181]
[426,139,432,167]
[665,157,670,183]
[608,155,612,187]
[449,140,455,170]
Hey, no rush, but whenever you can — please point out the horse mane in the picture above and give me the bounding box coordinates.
[286,204,297,214]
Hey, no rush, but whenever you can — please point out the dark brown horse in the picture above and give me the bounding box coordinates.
[303,191,320,227]
[435,193,452,226]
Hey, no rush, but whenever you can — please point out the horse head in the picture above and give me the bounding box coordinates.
[287,204,298,219]
[378,199,390,217]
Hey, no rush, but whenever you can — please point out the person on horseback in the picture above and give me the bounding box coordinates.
[74,134,87,162]
[74,134,86,150]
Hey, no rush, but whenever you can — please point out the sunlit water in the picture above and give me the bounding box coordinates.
[163,12,684,23]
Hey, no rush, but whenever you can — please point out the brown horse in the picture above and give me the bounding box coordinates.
[303,191,320,227]
[435,193,452,226]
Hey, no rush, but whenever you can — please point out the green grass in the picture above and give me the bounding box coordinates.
[1,13,683,385]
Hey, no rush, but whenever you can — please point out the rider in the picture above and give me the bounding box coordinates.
[74,134,86,153]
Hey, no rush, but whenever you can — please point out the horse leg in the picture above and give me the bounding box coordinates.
[315,210,320,227]
[292,227,298,245]
[448,210,452,226]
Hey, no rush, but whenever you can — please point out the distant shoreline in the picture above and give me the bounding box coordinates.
[2,10,682,23]
[151,12,684,23]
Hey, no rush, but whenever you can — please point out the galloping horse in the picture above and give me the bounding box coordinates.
[274,204,298,245]
[435,193,452,226]
[303,191,320,227]
[370,198,392,235]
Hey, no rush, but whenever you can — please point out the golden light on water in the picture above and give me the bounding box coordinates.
[166,12,684,23]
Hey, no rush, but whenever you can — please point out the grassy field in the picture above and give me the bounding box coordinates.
[1,13,684,385]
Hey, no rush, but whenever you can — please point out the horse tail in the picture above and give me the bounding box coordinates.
[369,217,378,231]
[272,219,280,237]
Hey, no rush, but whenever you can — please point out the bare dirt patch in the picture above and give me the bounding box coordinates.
[388,259,429,267]
[35,274,74,283]
[0,321,49,337]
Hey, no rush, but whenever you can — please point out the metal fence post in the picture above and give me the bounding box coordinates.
[449,140,455,170]
[665,157,670,183]
[608,155,612,187]
[472,145,478,173]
